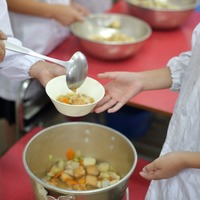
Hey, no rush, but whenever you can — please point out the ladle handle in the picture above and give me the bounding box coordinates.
[4,40,67,68]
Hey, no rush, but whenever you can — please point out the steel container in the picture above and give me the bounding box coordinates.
[23,122,137,200]
[125,0,198,29]
[70,13,152,60]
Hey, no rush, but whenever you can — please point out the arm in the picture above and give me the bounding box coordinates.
[0,37,66,86]
[6,0,89,26]
[139,152,200,180]
[94,67,172,113]
[94,24,199,114]
[0,30,7,62]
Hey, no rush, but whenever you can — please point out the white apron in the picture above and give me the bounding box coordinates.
[145,24,200,199]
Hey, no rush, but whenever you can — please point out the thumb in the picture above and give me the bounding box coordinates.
[97,72,118,80]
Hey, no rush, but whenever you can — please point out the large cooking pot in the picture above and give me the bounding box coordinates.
[23,122,137,200]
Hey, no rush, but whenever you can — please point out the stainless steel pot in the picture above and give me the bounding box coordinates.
[23,122,137,200]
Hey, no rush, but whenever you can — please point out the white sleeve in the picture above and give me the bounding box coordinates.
[167,23,200,91]
[0,0,41,81]
[167,51,191,91]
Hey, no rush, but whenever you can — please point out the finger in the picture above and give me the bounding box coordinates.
[97,72,117,80]
[107,101,124,113]
[142,163,156,173]
[48,63,66,76]
[139,171,156,180]
[95,99,117,113]
[0,46,6,62]
[0,30,7,40]
[95,94,111,107]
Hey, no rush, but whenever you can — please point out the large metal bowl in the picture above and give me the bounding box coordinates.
[125,0,198,29]
[23,122,137,200]
[70,13,152,60]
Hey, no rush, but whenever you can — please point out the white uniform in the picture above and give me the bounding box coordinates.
[0,0,41,101]
[145,23,200,200]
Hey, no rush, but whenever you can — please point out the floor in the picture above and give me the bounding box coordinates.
[0,103,170,160]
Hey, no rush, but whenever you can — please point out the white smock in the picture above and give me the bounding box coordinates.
[0,0,42,101]
[145,23,200,200]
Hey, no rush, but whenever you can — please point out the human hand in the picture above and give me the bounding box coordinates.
[51,3,89,26]
[29,61,66,86]
[139,152,187,180]
[94,72,144,113]
[0,30,7,63]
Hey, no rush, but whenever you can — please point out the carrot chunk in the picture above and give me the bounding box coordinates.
[66,148,75,160]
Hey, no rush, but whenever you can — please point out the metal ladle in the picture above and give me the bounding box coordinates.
[3,40,88,91]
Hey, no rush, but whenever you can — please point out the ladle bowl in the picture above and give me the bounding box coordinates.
[3,40,88,90]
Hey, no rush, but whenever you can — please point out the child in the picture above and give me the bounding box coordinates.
[3,0,112,125]
[0,0,66,124]
[94,23,200,199]
[1,0,88,125]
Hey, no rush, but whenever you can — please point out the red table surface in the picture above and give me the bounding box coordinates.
[0,127,150,200]
[48,0,200,115]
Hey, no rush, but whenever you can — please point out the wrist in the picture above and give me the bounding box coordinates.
[174,152,200,169]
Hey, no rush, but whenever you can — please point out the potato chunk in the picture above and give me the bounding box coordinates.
[86,175,97,187]
[73,166,86,178]
[83,157,96,166]
[86,165,99,176]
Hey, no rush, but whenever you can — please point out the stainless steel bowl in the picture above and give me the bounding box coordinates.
[125,0,198,29]
[23,122,137,200]
[70,13,152,60]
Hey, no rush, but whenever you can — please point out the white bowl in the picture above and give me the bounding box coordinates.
[45,75,105,117]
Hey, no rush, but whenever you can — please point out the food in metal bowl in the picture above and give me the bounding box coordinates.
[23,122,138,200]
[42,148,121,191]
[89,19,136,43]
[70,13,152,60]
[90,32,136,43]
[125,0,198,29]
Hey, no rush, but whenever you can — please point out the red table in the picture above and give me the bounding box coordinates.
[48,0,200,116]
[0,127,150,200]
